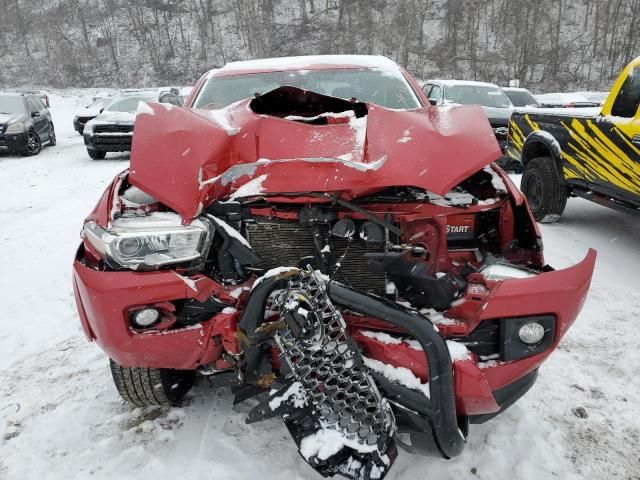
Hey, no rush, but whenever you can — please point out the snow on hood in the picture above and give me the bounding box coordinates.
[129,86,501,220]
[0,113,25,124]
[93,110,136,124]
[516,106,603,117]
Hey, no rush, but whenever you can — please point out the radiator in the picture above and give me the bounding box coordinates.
[244,217,386,295]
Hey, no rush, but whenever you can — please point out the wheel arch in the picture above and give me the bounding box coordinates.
[521,131,565,185]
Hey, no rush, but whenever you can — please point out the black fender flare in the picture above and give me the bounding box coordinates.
[521,130,566,186]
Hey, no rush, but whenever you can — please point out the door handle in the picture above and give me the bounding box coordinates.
[632,134,640,146]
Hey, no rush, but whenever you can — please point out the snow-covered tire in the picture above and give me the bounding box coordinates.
[87,148,106,160]
[521,156,567,223]
[109,359,195,407]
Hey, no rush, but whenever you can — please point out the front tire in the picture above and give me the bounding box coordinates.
[22,130,41,156]
[521,156,567,223]
[87,148,106,160]
[109,359,195,407]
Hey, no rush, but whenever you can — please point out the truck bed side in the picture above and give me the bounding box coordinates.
[507,110,640,206]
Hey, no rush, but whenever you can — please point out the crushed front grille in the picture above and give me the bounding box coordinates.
[94,124,133,134]
[274,270,396,479]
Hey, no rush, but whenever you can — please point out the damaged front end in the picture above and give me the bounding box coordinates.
[73,87,595,480]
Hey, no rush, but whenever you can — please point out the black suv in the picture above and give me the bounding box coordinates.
[0,92,56,156]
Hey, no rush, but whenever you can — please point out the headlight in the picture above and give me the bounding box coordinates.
[481,263,537,280]
[84,121,95,134]
[5,122,25,134]
[83,213,211,270]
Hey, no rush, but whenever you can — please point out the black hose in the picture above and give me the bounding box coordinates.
[327,283,466,458]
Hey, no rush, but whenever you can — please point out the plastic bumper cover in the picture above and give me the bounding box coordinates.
[0,131,28,151]
[72,256,224,369]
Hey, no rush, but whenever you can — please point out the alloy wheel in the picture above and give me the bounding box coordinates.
[26,131,41,155]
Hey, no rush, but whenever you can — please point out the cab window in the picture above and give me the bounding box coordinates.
[611,66,640,118]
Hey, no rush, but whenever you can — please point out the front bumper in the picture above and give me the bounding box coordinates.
[74,242,595,403]
[0,131,28,152]
[72,252,227,369]
[84,131,133,152]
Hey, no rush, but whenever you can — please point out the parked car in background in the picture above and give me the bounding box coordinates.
[535,92,601,108]
[10,89,50,107]
[0,92,55,156]
[423,79,516,169]
[507,56,640,222]
[83,89,182,160]
[73,97,113,134]
[502,87,540,107]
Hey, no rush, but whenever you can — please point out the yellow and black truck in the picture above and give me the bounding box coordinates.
[507,57,640,222]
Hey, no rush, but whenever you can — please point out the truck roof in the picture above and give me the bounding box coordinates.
[207,55,406,79]
[502,87,533,92]
[427,79,500,88]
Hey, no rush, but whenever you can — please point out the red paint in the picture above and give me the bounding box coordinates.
[129,100,501,220]
[72,259,225,369]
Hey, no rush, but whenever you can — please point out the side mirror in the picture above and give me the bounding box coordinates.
[428,98,437,106]
[99,108,104,113]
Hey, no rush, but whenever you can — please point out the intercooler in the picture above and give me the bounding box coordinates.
[244,217,387,296]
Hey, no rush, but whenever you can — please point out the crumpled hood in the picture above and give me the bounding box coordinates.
[129,87,501,220]
[93,111,135,125]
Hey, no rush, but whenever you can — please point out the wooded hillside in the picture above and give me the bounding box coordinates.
[1,0,639,91]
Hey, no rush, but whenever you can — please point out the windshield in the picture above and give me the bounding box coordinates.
[194,69,421,110]
[105,95,156,113]
[0,96,27,115]
[445,85,512,108]
[504,89,539,107]
[89,97,113,109]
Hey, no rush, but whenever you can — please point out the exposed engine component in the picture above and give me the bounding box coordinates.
[244,216,388,296]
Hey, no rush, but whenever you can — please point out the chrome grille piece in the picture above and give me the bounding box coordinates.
[275,270,395,478]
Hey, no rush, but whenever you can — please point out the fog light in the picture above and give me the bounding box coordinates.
[518,322,545,345]
[131,308,160,328]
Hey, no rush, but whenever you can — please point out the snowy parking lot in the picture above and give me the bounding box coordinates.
[1,94,639,480]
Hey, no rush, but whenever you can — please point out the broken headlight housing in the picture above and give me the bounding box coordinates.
[83,214,211,270]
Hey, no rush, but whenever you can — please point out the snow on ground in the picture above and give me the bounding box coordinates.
[1,94,639,479]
